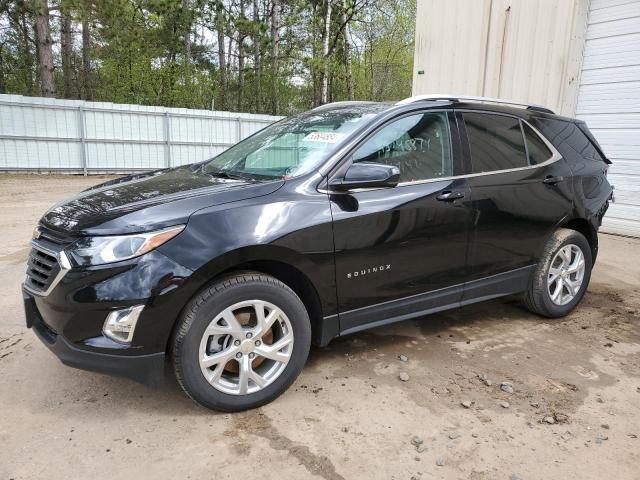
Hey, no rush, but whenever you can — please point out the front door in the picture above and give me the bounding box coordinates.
[329,111,474,334]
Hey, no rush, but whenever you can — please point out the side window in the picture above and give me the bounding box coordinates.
[463,113,527,173]
[533,118,605,164]
[351,112,452,183]
[523,123,552,165]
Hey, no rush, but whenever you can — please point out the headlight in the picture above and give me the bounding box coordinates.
[69,225,185,266]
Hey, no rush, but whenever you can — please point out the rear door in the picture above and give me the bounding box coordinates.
[329,111,474,333]
[458,111,574,298]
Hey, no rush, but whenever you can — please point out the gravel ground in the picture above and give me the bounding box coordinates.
[1,174,639,480]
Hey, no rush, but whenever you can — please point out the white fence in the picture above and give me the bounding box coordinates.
[0,94,283,174]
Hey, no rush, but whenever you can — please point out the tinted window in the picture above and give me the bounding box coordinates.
[576,123,606,162]
[352,112,452,182]
[463,113,527,173]
[523,123,552,165]
[532,118,605,164]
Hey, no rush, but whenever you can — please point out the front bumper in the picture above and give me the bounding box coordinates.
[24,290,166,386]
[21,247,199,386]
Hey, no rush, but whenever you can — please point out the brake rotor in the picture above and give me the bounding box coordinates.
[224,309,274,373]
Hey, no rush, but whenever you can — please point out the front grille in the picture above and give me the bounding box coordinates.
[25,226,74,295]
[25,244,62,293]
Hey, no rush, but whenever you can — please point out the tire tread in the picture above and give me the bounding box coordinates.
[523,228,591,318]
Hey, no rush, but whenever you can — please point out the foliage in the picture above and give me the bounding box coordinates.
[0,0,416,115]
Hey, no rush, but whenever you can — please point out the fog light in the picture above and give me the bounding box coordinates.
[103,305,144,344]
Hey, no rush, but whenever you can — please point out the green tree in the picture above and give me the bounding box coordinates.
[0,0,416,114]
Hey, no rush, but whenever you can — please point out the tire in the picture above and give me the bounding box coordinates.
[523,228,593,318]
[172,272,311,412]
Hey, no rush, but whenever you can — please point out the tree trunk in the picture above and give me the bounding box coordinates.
[227,34,234,96]
[320,0,332,104]
[311,1,319,105]
[60,2,73,98]
[183,0,191,61]
[81,0,92,100]
[237,0,245,111]
[181,0,192,104]
[342,0,354,100]
[253,0,262,113]
[215,1,227,110]
[269,0,279,115]
[368,34,374,99]
[19,8,35,95]
[34,0,55,97]
[0,45,6,94]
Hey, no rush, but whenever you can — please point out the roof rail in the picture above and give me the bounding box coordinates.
[310,100,378,112]
[396,94,555,114]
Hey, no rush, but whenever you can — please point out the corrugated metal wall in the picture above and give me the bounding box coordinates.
[576,0,640,237]
[412,0,589,116]
[0,94,283,173]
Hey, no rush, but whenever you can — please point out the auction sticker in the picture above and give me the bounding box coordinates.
[303,131,345,143]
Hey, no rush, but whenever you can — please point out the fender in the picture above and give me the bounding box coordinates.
[188,244,334,313]
[157,179,337,321]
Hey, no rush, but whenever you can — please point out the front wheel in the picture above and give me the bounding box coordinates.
[523,228,593,317]
[172,272,311,411]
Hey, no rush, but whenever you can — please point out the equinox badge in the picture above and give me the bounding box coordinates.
[346,264,391,279]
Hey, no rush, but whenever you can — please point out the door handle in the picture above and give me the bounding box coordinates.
[436,190,465,201]
[543,175,565,185]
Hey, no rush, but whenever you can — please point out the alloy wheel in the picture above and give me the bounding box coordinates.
[198,300,294,395]
[547,244,586,306]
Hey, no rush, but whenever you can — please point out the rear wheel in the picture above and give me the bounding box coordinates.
[523,228,592,317]
[172,272,311,411]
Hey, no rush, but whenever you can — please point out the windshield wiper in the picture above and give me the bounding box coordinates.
[205,167,249,180]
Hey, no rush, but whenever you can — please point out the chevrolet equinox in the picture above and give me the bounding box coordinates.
[23,95,613,411]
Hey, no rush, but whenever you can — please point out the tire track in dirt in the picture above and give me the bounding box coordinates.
[232,410,345,480]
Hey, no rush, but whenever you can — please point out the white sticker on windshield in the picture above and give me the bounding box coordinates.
[303,131,345,143]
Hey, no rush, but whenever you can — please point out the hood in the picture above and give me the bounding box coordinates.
[41,165,284,236]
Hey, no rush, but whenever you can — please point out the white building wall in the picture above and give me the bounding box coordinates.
[412,0,589,116]
[413,0,640,237]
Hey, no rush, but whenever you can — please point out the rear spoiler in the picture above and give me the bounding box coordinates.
[575,121,611,164]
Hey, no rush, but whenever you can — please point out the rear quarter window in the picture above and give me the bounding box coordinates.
[522,123,553,165]
[530,117,606,164]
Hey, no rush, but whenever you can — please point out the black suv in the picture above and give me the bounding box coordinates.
[23,96,613,411]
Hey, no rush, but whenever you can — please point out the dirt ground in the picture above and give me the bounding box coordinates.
[0,174,639,480]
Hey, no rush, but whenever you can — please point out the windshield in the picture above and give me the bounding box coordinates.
[203,104,387,179]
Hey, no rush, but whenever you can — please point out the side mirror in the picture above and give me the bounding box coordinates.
[329,162,400,192]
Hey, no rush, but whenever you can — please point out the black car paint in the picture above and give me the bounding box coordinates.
[42,165,285,236]
[23,100,613,385]
[449,110,574,282]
